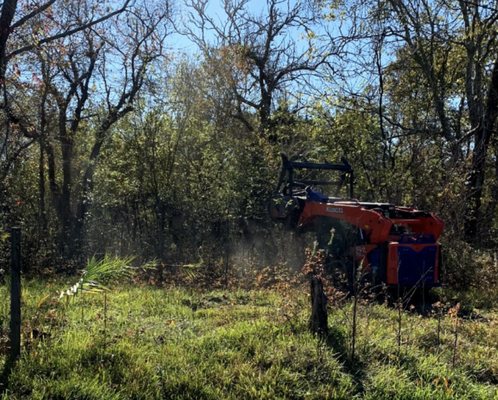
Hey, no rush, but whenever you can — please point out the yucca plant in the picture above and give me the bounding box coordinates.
[59,255,135,301]
[59,255,138,348]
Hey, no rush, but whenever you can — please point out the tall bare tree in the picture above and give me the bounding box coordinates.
[0,0,132,183]
[182,0,337,141]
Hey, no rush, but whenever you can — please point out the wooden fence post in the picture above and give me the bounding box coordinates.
[310,275,328,336]
[9,227,21,361]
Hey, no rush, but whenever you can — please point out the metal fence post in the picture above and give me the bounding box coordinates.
[9,227,21,361]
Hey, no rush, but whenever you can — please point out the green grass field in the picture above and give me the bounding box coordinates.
[0,280,497,399]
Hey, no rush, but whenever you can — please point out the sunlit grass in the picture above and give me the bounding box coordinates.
[0,282,496,399]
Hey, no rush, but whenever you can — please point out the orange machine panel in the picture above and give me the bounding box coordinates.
[298,202,393,244]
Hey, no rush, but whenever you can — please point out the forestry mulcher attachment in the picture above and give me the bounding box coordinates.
[270,154,444,289]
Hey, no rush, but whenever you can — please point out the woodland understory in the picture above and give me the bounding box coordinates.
[0,0,497,306]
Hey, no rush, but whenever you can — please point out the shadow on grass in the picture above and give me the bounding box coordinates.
[0,355,16,396]
[322,325,368,396]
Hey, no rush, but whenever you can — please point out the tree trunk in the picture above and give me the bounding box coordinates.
[73,139,103,256]
[465,56,498,242]
[38,138,47,231]
[465,126,489,241]
[59,136,75,256]
[0,0,17,80]
[483,143,498,242]
[154,197,167,261]
[73,126,114,255]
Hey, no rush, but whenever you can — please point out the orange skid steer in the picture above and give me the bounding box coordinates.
[270,154,444,289]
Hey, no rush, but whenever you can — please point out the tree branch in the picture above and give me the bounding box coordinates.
[7,0,131,60]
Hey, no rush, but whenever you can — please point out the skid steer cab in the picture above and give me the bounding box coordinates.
[270,154,444,289]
